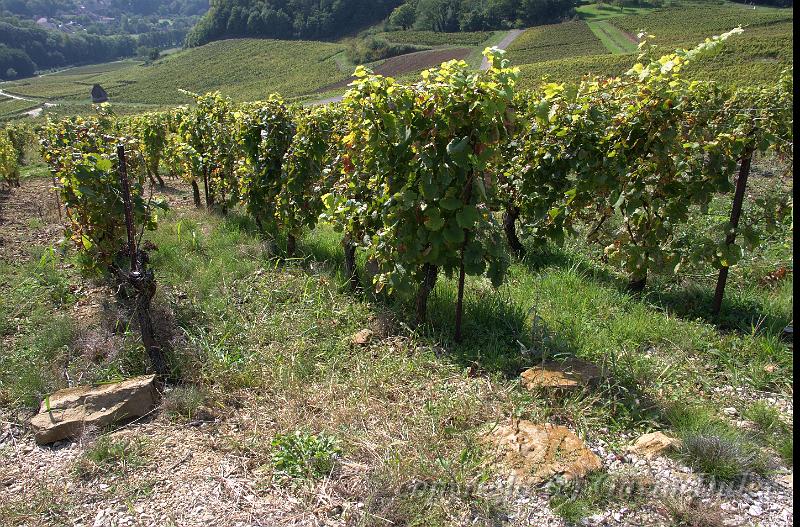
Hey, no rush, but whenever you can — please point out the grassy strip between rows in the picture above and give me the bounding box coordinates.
[0,171,792,524]
[587,20,638,54]
[1,165,792,440]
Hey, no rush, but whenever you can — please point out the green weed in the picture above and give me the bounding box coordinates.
[548,470,647,523]
[162,384,208,420]
[74,436,148,479]
[270,431,341,482]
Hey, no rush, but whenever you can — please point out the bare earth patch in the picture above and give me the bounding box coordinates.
[0,177,63,261]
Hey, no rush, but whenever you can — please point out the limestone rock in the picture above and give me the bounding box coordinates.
[485,420,602,485]
[351,329,373,346]
[626,431,682,459]
[30,375,158,445]
[520,358,604,391]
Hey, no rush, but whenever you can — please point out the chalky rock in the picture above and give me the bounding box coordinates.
[30,375,157,445]
[520,358,604,391]
[486,420,602,484]
[626,431,682,459]
[351,329,373,346]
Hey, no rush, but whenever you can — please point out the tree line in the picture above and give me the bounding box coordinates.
[0,18,137,79]
[186,0,402,46]
[185,0,576,46]
[389,0,576,32]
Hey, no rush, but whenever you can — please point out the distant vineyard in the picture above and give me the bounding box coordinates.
[2,39,349,106]
[612,3,793,46]
[514,53,633,91]
[510,3,793,88]
[35,34,793,339]
[505,21,609,65]
[378,30,494,47]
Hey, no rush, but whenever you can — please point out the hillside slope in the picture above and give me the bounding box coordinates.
[1,39,349,111]
[513,2,793,89]
[0,1,793,119]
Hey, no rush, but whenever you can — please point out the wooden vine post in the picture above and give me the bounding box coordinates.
[711,143,755,316]
[454,174,475,343]
[117,144,169,377]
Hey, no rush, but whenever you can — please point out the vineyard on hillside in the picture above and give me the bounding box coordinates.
[505,21,608,64]
[0,28,794,527]
[15,32,792,342]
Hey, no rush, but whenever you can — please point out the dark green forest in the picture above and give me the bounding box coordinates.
[0,1,209,80]
[186,0,577,46]
[186,0,403,45]
[0,21,136,79]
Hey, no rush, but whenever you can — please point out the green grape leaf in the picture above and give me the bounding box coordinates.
[456,206,481,229]
[424,207,445,231]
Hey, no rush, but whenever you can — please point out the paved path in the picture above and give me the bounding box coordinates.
[0,89,34,102]
[481,29,525,70]
[0,88,56,118]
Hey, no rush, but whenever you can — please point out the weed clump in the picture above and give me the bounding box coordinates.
[74,436,147,479]
[680,434,767,481]
[547,470,648,523]
[162,384,208,421]
[660,496,725,527]
[666,404,770,481]
[270,431,340,482]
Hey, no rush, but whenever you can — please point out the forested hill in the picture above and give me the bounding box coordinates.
[185,0,576,46]
[186,0,403,45]
[0,0,208,80]
[0,21,136,79]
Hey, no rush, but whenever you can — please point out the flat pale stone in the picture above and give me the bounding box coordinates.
[485,420,602,485]
[520,358,604,390]
[626,431,682,459]
[31,375,158,445]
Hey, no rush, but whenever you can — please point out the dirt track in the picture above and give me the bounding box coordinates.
[481,29,524,70]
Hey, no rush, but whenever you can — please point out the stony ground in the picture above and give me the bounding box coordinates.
[0,174,793,527]
[0,388,793,527]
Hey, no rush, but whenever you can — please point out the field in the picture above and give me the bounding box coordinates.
[575,2,655,20]
[586,20,638,54]
[378,30,495,47]
[314,47,473,94]
[612,2,793,47]
[505,21,608,65]
[1,40,350,110]
[0,98,39,122]
[515,53,635,90]
[512,1,793,88]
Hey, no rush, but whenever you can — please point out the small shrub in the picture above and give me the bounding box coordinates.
[162,385,207,420]
[680,434,767,481]
[74,436,147,479]
[270,431,340,482]
[346,36,425,63]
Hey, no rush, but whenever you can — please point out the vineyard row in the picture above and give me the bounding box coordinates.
[2,30,793,340]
